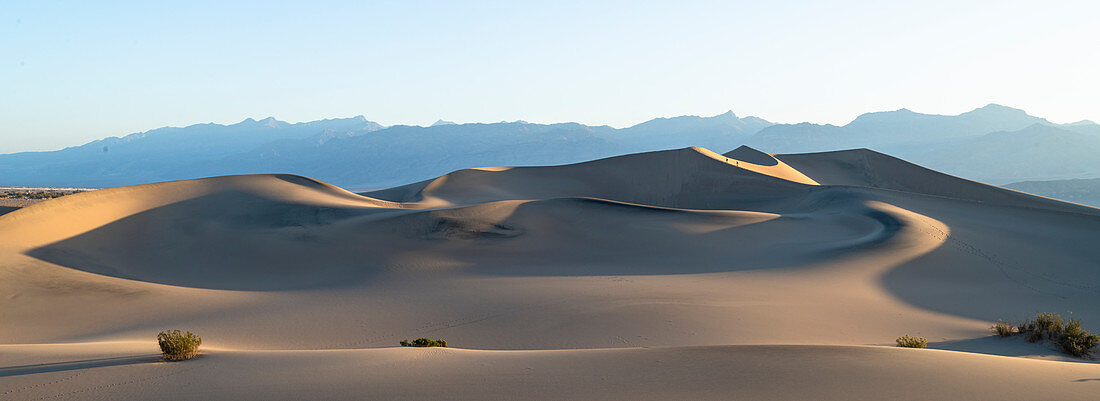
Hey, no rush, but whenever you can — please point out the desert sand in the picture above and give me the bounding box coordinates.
[1,146,1098,399]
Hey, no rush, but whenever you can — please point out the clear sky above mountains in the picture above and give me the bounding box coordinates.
[3,0,1098,153]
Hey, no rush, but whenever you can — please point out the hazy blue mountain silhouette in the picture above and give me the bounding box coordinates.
[2,105,1097,189]
[616,111,773,153]
[745,104,1053,154]
[0,116,384,188]
[0,112,772,188]
[1006,177,1100,208]
[220,122,622,189]
[216,112,775,188]
[904,123,1100,184]
[739,104,1100,184]
[1062,120,1100,136]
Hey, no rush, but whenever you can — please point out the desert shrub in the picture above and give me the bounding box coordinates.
[1017,313,1064,342]
[995,313,1099,358]
[158,330,202,361]
[1025,329,1043,343]
[400,338,447,347]
[1033,312,1063,337]
[991,320,1016,337]
[895,335,927,348]
[1057,319,1100,358]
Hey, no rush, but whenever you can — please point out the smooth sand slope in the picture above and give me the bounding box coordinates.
[2,146,1099,399]
[3,342,1098,400]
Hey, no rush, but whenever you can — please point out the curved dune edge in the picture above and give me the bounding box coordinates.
[715,145,820,185]
[2,343,1098,400]
[367,146,818,207]
[0,174,398,251]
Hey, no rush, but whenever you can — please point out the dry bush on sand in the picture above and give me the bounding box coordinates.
[158,330,202,361]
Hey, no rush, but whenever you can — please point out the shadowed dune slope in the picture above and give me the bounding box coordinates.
[724,144,780,166]
[776,148,1100,215]
[366,147,816,209]
[0,174,398,251]
[13,170,911,289]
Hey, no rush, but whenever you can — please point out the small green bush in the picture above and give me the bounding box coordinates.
[158,330,202,361]
[994,312,1099,358]
[1033,312,1063,336]
[991,320,1015,337]
[896,335,927,348]
[400,338,447,347]
[1018,313,1064,342]
[1058,319,1100,358]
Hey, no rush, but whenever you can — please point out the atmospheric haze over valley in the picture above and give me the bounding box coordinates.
[4,104,1100,205]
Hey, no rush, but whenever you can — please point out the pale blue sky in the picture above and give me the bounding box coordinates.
[3,0,1098,153]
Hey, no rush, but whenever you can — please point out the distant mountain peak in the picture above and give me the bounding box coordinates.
[977,103,1018,111]
[995,122,1071,134]
[964,103,1029,116]
[844,104,1047,129]
[847,108,920,125]
[228,116,290,128]
[261,117,291,128]
[431,119,457,127]
[628,111,770,131]
[714,110,738,119]
[877,107,916,114]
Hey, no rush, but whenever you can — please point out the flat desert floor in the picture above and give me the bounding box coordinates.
[2,146,1099,399]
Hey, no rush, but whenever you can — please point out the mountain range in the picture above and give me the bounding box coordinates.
[2,104,1098,189]
[1006,177,1100,208]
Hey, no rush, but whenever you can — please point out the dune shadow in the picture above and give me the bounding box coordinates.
[928,336,1099,364]
[24,182,925,285]
[0,355,163,377]
[0,206,20,216]
[24,191,392,291]
[877,200,1100,334]
[725,146,779,166]
[456,192,906,277]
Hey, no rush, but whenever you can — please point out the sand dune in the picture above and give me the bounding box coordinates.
[1,146,1098,398]
[367,147,814,209]
[3,343,1098,400]
[776,148,1100,215]
[722,145,819,185]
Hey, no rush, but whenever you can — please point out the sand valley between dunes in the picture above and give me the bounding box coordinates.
[2,146,1099,399]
